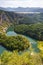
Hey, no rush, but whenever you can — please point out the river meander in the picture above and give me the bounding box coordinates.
[0,31,40,54]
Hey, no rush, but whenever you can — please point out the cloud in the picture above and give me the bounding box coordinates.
[0,0,43,8]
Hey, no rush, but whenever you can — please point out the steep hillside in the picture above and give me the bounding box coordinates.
[0,10,12,33]
[0,10,43,25]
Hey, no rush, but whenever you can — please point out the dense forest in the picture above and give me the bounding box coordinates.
[14,23,43,40]
[0,33,30,51]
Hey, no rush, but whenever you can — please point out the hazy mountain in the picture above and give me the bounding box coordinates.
[0,7,43,12]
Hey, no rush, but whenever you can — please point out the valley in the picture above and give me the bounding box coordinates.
[0,10,43,65]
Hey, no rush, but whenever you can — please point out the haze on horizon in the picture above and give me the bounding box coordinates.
[0,0,43,8]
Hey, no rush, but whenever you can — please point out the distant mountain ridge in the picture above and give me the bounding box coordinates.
[0,7,43,12]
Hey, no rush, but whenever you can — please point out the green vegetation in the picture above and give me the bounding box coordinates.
[14,23,43,40]
[0,33,43,65]
[0,21,11,33]
[0,24,43,65]
[0,51,43,65]
[38,41,43,50]
[0,10,43,65]
[0,33,30,51]
[38,41,43,63]
[0,10,43,25]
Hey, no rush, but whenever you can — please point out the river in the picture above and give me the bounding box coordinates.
[0,31,40,54]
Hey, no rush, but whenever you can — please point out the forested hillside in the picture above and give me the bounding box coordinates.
[14,23,43,40]
[0,10,43,25]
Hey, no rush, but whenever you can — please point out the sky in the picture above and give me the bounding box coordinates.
[0,0,43,8]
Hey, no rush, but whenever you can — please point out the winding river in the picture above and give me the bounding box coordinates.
[0,31,40,54]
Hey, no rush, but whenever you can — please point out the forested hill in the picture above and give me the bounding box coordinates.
[0,10,43,25]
